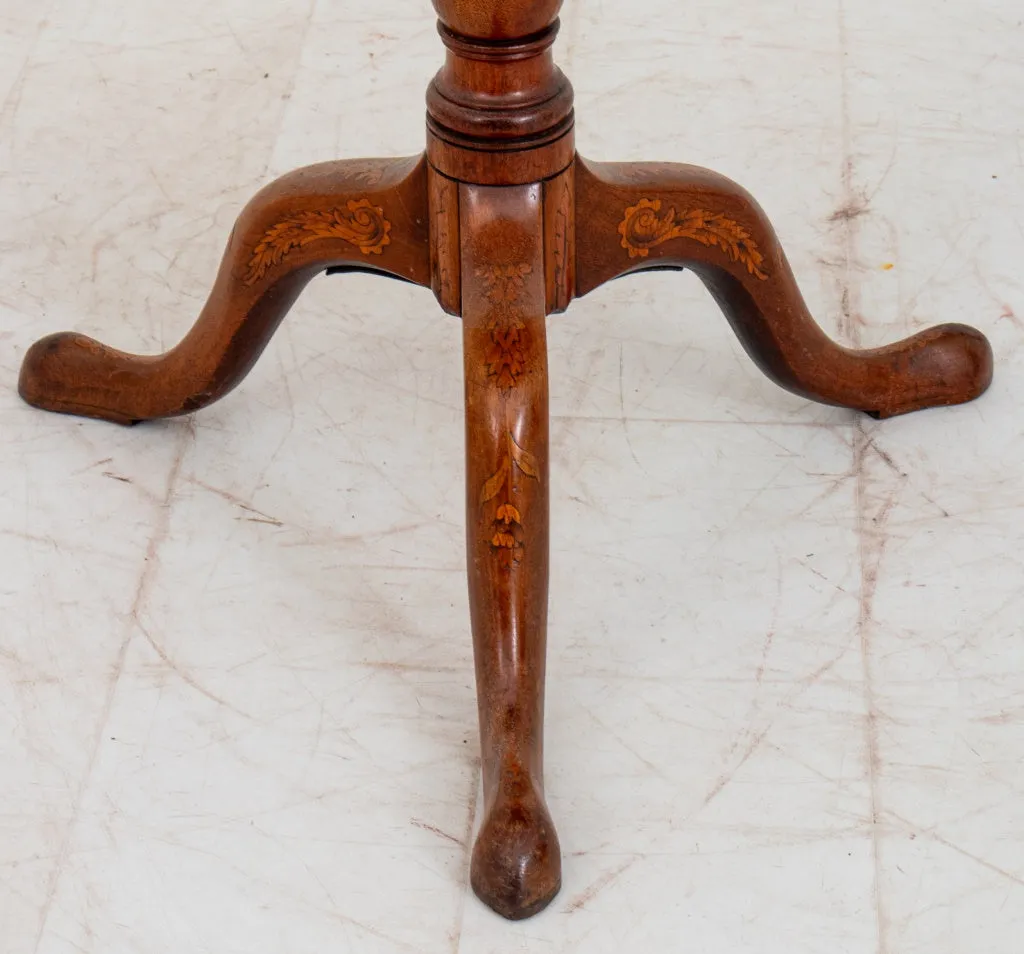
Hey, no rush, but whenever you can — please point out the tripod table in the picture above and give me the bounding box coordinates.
[18,0,993,922]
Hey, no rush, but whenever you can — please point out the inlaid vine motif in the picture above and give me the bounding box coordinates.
[480,430,540,564]
[245,199,392,286]
[476,262,540,565]
[618,198,768,280]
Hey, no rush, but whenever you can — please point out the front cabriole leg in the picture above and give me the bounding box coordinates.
[574,158,992,418]
[19,156,430,424]
[460,181,561,920]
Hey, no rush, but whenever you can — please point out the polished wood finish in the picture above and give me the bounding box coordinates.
[575,159,992,418]
[462,184,559,919]
[20,157,430,424]
[429,166,463,316]
[18,0,993,922]
[543,165,575,315]
[426,18,574,186]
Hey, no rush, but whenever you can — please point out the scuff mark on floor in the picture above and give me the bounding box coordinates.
[564,856,638,914]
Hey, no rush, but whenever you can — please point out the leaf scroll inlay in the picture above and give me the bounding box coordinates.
[245,199,392,286]
[474,263,541,566]
[618,198,768,280]
[481,432,539,564]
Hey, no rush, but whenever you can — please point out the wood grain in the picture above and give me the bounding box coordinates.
[575,158,992,418]
[544,163,576,314]
[429,166,462,315]
[460,182,560,921]
[20,156,429,423]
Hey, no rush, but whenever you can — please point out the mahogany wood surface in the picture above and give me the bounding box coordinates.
[461,183,560,919]
[18,0,993,922]
[575,159,992,418]
[20,157,430,424]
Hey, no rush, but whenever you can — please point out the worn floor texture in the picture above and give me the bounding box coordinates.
[1,1,1022,951]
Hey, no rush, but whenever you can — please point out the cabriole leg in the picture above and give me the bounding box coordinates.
[460,181,561,920]
[19,156,431,424]
[574,157,992,418]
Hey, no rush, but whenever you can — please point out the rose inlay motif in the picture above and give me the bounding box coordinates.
[618,198,768,280]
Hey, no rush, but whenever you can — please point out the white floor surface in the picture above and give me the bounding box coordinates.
[1,1,1022,951]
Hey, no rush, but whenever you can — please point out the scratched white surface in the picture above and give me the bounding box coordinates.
[1,0,1022,951]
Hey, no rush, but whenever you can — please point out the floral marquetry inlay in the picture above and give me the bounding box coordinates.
[618,198,768,280]
[245,199,392,285]
[481,431,540,563]
[477,263,533,390]
[472,261,542,565]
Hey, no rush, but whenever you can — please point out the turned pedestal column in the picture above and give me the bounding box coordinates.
[18,0,992,921]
